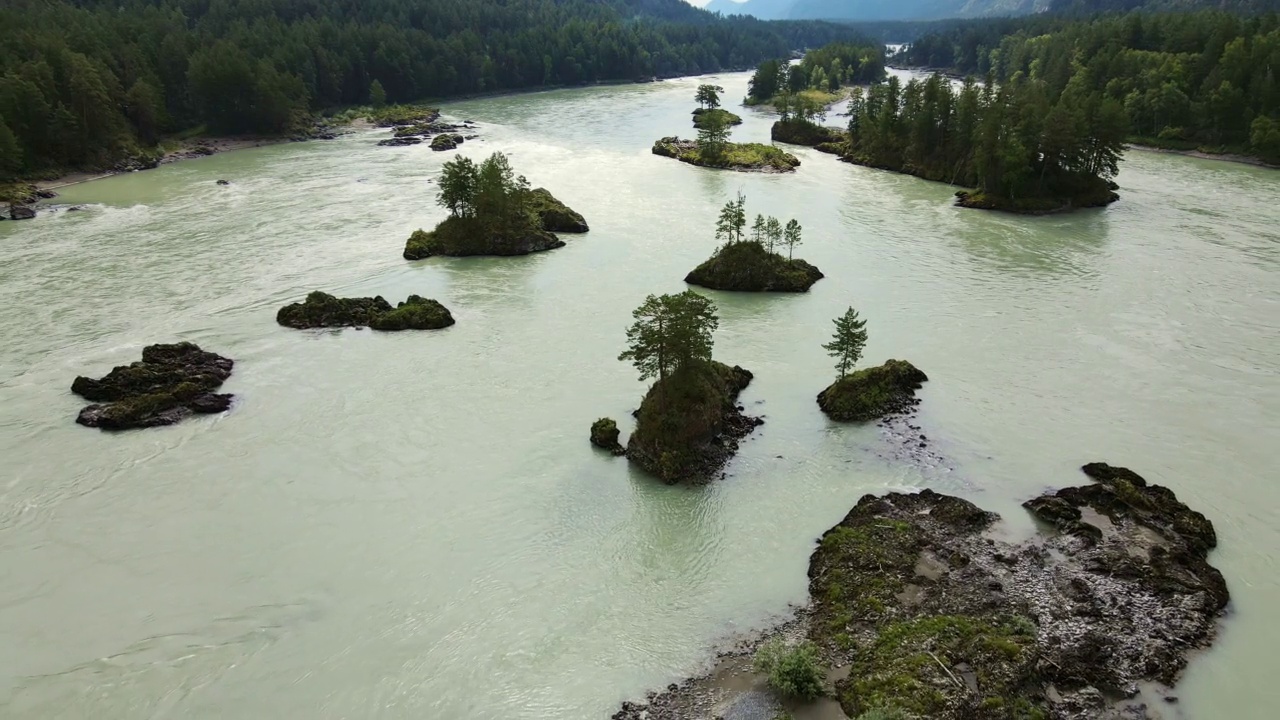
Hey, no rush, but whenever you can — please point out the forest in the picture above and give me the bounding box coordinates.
[0,0,865,180]
[900,10,1280,161]
[747,42,886,103]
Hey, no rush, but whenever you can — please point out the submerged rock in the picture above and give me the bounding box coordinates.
[816,359,928,421]
[71,342,235,430]
[684,240,823,292]
[378,136,422,147]
[528,187,589,233]
[625,360,762,483]
[403,216,565,260]
[590,417,625,455]
[276,291,454,331]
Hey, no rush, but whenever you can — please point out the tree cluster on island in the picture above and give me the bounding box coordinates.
[652,87,801,173]
[0,0,870,181]
[746,42,887,107]
[691,84,743,130]
[685,193,824,292]
[404,151,587,259]
[902,9,1280,165]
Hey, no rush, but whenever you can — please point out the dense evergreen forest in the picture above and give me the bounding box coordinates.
[0,0,865,181]
[901,10,1280,161]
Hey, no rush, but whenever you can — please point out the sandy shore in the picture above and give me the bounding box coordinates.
[1127,143,1278,169]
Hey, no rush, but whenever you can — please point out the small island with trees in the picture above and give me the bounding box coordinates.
[276,291,455,331]
[684,193,823,292]
[403,152,588,260]
[814,307,929,421]
[592,291,761,483]
[653,86,799,173]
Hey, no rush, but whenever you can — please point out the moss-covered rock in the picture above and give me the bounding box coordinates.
[652,136,800,173]
[528,187,589,233]
[71,342,234,430]
[816,360,928,422]
[430,133,464,151]
[771,119,846,147]
[692,108,743,129]
[403,216,565,260]
[954,185,1119,215]
[625,360,762,483]
[590,417,625,455]
[684,240,823,292]
[276,291,454,330]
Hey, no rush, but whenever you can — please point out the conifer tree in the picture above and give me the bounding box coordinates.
[822,307,868,380]
[783,219,802,261]
[619,291,719,383]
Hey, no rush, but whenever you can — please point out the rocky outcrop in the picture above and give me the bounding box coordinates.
[691,108,743,129]
[403,217,565,260]
[616,464,1229,720]
[528,188,589,233]
[71,342,235,430]
[652,137,800,174]
[370,106,441,128]
[817,359,928,421]
[430,134,464,151]
[378,136,422,147]
[625,361,762,484]
[8,203,35,220]
[590,418,625,455]
[684,240,823,292]
[770,119,845,147]
[955,186,1120,214]
[276,291,454,330]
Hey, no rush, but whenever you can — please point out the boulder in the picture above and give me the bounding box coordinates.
[378,136,423,147]
[816,359,928,421]
[71,342,235,430]
[684,240,822,292]
[590,418,625,455]
[35,188,58,199]
[8,204,35,220]
[430,133,464,151]
[528,188,589,233]
[216,179,230,185]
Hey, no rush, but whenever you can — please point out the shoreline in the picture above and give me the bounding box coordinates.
[35,136,301,192]
[1126,143,1279,169]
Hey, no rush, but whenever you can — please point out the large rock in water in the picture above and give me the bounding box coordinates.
[770,119,846,147]
[528,188,589,233]
[71,342,234,430]
[816,359,928,421]
[808,464,1228,719]
[403,216,565,260]
[625,360,762,483]
[430,133,464,151]
[589,417,625,455]
[684,240,823,292]
[8,204,35,220]
[276,291,454,330]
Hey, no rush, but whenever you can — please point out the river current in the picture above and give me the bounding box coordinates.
[0,71,1277,718]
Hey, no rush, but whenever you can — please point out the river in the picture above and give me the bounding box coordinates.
[1,71,1276,719]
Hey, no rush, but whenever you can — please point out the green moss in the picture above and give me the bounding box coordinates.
[692,108,743,129]
[367,104,439,126]
[816,360,929,422]
[651,137,800,173]
[0,183,38,204]
[811,519,921,634]
[838,615,1039,718]
[368,295,455,330]
[527,187,589,233]
[685,240,823,292]
[589,417,625,455]
[403,215,565,259]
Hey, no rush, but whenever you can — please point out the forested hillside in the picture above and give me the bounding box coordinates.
[706,0,1050,22]
[0,0,862,180]
[902,10,1280,161]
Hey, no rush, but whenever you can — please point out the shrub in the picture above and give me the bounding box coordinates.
[754,639,825,701]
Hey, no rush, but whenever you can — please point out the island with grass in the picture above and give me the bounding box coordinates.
[276,291,454,331]
[597,291,760,483]
[690,84,742,130]
[684,193,823,292]
[403,152,588,259]
[652,85,799,173]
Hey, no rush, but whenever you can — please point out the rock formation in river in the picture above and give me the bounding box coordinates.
[528,188,589,233]
[430,133,464,151]
[692,108,743,129]
[71,342,235,430]
[589,417,625,455]
[614,463,1229,720]
[276,291,455,330]
[651,136,800,173]
[685,240,823,292]
[770,119,845,147]
[817,359,928,421]
[403,219,564,259]
[625,360,762,483]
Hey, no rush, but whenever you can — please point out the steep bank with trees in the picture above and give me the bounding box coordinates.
[840,74,1124,213]
[0,0,868,181]
[901,10,1280,164]
[745,41,886,107]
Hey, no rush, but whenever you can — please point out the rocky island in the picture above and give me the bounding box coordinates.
[818,359,929,422]
[685,194,822,292]
[614,463,1229,720]
[403,152,587,259]
[276,291,455,330]
[692,108,742,129]
[771,118,845,147]
[652,136,800,173]
[610,290,761,483]
[71,342,235,430]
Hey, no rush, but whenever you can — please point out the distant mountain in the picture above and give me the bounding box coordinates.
[706,0,1050,21]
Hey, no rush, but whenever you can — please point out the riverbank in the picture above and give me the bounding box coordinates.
[1127,143,1279,170]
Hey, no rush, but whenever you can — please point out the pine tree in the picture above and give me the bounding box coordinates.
[715,192,747,245]
[822,307,868,380]
[370,79,387,107]
[619,291,719,383]
[437,155,480,217]
[695,84,723,110]
[765,216,782,254]
[783,219,802,261]
[0,115,20,180]
[751,214,766,244]
[696,109,731,160]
